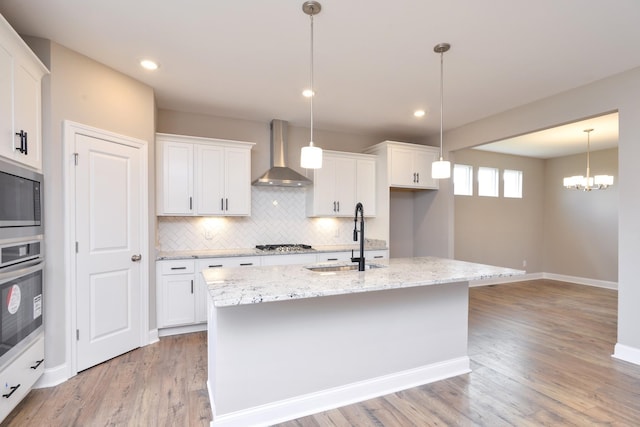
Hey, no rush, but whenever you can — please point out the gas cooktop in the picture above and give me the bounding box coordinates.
[256,244,315,253]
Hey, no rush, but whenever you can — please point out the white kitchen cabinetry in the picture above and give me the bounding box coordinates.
[157,259,197,328]
[0,335,44,422]
[316,251,353,262]
[306,150,377,217]
[365,141,439,190]
[195,256,261,323]
[156,133,254,216]
[0,16,48,170]
[389,142,439,189]
[158,256,262,334]
[366,249,389,260]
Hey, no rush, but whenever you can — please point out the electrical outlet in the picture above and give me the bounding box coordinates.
[522,260,527,268]
[205,230,213,240]
[334,227,340,238]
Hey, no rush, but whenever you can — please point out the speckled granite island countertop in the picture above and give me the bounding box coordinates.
[203,256,524,307]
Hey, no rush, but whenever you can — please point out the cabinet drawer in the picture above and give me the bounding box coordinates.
[316,251,352,262]
[160,260,195,275]
[0,335,44,422]
[198,256,262,269]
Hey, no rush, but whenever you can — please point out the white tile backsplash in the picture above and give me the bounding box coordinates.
[157,187,357,251]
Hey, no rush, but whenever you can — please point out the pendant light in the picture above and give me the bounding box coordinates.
[300,1,323,169]
[563,128,614,191]
[432,42,451,179]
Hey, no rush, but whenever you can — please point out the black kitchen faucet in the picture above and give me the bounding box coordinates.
[351,202,365,271]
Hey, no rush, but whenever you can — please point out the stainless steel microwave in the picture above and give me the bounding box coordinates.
[0,158,43,240]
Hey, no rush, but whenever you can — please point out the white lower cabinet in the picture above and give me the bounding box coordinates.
[195,256,261,323]
[366,249,389,260]
[157,260,196,328]
[316,251,353,262]
[158,250,388,334]
[0,335,44,422]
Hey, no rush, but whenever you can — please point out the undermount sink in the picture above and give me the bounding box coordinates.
[305,263,386,273]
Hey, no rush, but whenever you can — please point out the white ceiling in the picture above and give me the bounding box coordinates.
[1,1,638,154]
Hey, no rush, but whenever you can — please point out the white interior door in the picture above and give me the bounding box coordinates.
[75,132,142,372]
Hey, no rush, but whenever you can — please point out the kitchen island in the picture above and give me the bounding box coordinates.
[203,257,523,427]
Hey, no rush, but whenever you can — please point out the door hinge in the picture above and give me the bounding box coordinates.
[75,241,79,253]
[73,152,79,165]
[76,329,79,341]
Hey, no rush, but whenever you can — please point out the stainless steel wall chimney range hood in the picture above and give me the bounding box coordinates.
[252,119,312,187]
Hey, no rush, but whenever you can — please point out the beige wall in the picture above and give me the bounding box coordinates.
[453,150,546,272]
[429,66,640,355]
[543,148,618,281]
[27,38,156,370]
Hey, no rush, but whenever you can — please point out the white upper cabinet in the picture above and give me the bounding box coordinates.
[156,133,254,216]
[366,141,439,190]
[306,150,376,217]
[0,15,48,170]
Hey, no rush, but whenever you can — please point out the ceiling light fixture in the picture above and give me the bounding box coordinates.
[432,42,451,179]
[140,59,159,71]
[414,110,426,118]
[300,1,323,169]
[563,128,614,191]
[302,89,315,98]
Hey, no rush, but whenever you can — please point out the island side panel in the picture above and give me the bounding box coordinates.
[209,282,469,419]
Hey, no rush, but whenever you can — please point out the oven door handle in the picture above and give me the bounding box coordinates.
[0,259,44,282]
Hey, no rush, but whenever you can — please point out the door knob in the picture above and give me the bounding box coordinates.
[131,254,142,262]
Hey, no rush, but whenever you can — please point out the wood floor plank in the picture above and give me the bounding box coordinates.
[3,279,640,426]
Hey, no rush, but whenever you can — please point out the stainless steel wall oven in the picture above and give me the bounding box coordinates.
[0,159,44,419]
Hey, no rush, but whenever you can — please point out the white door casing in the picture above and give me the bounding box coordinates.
[64,121,148,375]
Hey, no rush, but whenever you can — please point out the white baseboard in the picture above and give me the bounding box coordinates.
[35,363,69,388]
[158,323,207,337]
[542,273,617,290]
[613,343,640,366]
[470,272,617,290]
[210,357,470,427]
[148,328,159,344]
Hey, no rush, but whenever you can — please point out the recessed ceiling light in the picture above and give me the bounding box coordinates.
[140,59,159,70]
[302,89,315,97]
[414,110,426,117]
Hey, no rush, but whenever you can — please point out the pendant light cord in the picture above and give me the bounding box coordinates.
[309,12,315,147]
[439,50,444,160]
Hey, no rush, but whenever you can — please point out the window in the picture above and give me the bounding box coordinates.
[503,169,523,198]
[478,167,499,197]
[453,164,473,196]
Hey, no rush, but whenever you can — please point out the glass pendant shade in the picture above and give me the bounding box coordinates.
[300,143,322,169]
[432,159,451,179]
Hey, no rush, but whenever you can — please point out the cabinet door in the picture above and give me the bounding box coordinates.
[159,274,196,327]
[0,45,13,162]
[333,157,356,217]
[160,142,194,214]
[195,144,225,215]
[356,158,376,216]
[223,147,252,215]
[389,146,416,187]
[311,155,338,216]
[414,148,439,189]
[12,60,42,169]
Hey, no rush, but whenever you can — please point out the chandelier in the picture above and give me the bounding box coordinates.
[563,128,614,191]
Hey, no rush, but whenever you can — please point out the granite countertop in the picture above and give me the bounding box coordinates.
[156,239,388,260]
[203,256,524,307]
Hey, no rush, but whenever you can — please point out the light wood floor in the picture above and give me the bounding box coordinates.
[4,279,640,426]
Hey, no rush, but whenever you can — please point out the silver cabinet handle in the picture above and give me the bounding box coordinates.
[131,254,142,262]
